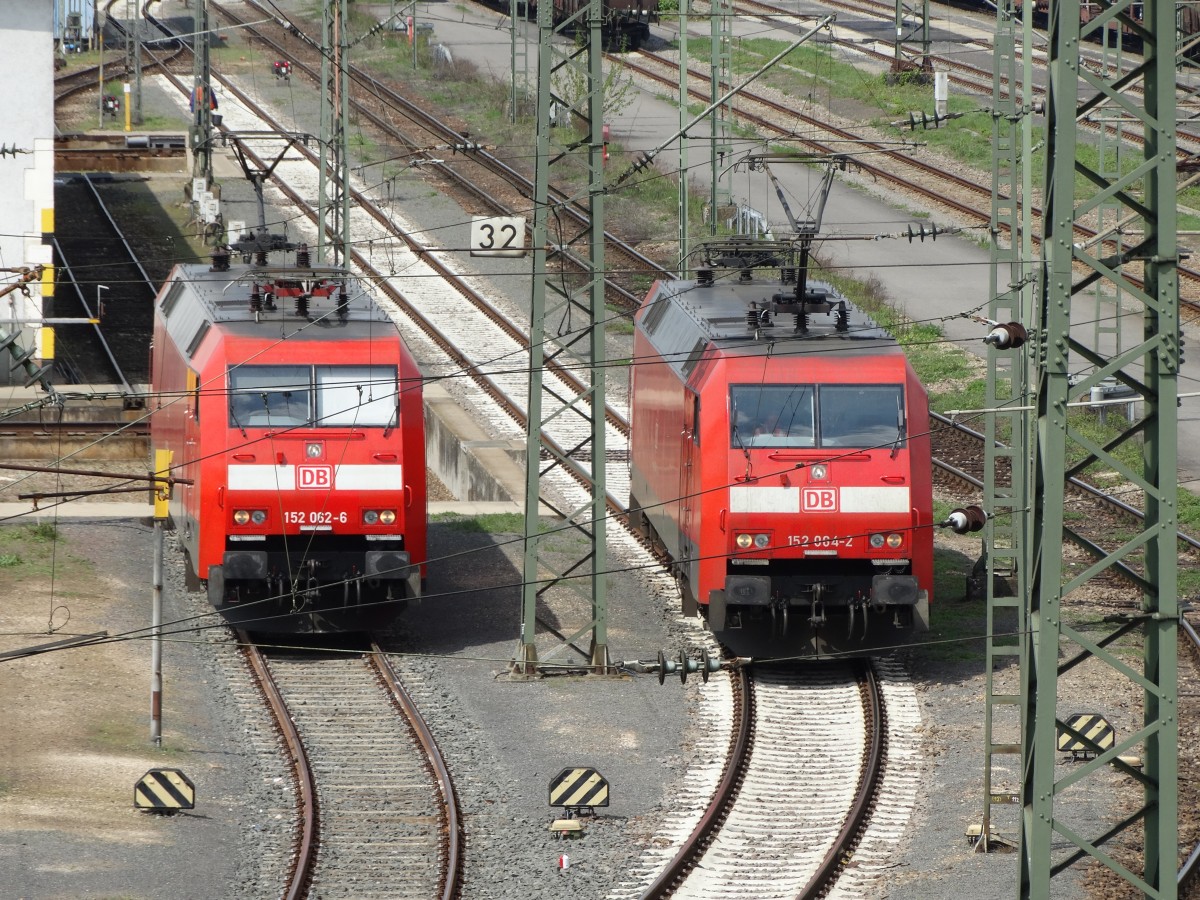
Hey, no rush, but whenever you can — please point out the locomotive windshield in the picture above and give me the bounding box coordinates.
[229,365,398,428]
[730,384,904,449]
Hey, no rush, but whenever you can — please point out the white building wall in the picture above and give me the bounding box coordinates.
[0,1,55,382]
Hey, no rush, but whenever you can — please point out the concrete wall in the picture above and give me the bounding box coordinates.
[424,384,525,503]
[0,2,55,382]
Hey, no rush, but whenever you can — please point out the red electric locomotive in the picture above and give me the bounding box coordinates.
[150,245,426,633]
[628,239,933,655]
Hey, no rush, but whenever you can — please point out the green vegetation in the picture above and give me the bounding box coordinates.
[0,524,84,581]
[679,34,1200,235]
[920,547,989,664]
[431,511,526,533]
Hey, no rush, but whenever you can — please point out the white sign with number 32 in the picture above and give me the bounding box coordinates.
[469,216,526,257]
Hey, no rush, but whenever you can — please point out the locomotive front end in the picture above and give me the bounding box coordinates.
[710,375,930,652]
[212,358,424,632]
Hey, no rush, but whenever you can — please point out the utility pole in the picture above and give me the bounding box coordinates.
[708,0,731,234]
[977,0,1033,852]
[319,0,351,266]
[1020,0,1178,894]
[190,0,213,188]
[125,0,143,124]
[677,0,688,271]
[512,0,611,675]
[891,0,930,77]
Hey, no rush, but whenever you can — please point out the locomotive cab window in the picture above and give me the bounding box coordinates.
[730,385,816,448]
[229,366,311,427]
[819,385,905,449]
[316,366,397,427]
[730,384,905,449]
[229,365,399,428]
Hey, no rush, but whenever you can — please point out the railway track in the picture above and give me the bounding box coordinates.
[209,0,667,310]
[87,9,1200,891]
[238,633,463,899]
[629,659,921,899]
[616,41,1200,307]
[50,172,157,392]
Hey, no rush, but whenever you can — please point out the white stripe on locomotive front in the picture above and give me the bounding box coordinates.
[729,485,911,514]
[227,464,404,491]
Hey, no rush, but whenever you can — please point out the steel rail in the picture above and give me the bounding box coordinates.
[214,0,661,305]
[620,44,1200,304]
[638,665,754,898]
[235,631,319,900]
[164,56,633,446]
[930,410,1200,552]
[370,644,465,900]
[797,661,886,898]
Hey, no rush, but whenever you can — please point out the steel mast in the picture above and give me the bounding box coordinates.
[1021,0,1179,894]
[977,0,1033,852]
[512,0,611,675]
[319,0,351,266]
[190,0,212,188]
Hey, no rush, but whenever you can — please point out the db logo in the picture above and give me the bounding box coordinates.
[296,465,333,490]
[802,487,838,511]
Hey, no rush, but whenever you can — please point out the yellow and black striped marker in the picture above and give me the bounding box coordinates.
[1057,713,1115,758]
[134,768,195,811]
[549,767,609,809]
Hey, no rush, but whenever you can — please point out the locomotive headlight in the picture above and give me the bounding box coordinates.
[251,510,267,525]
[886,533,904,549]
[363,510,380,525]
[753,533,770,548]
[869,533,885,548]
[809,464,828,481]
[735,533,753,549]
[379,510,396,525]
[233,509,250,525]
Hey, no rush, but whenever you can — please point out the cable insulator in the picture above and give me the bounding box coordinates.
[945,505,988,534]
[983,322,1028,349]
[835,300,849,333]
[250,286,263,313]
[211,248,230,272]
[255,250,268,267]
[780,266,795,284]
[296,294,310,319]
[794,311,808,334]
[696,269,713,287]
[296,244,310,268]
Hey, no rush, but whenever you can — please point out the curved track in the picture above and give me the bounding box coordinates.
[641,662,888,899]
[238,633,463,899]
[211,0,667,308]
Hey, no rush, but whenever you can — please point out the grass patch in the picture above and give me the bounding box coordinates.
[30,523,59,541]
[1180,491,1200,537]
[86,718,145,754]
[918,547,988,664]
[431,511,527,533]
[0,524,85,581]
